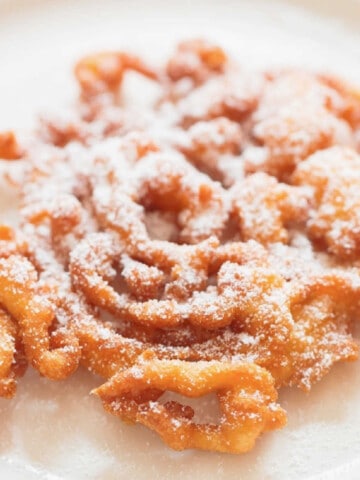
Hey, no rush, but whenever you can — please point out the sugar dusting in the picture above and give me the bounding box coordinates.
[1,0,360,479]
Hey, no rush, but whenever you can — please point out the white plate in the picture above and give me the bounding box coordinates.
[0,1,360,479]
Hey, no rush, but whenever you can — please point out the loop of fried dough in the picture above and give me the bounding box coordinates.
[75,51,159,99]
[166,39,228,86]
[0,308,27,398]
[69,230,294,358]
[92,151,229,245]
[94,358,286,454]
[288,271,360,390]
[231,172,310,244]
[293,147,360,259]
[0,255,80,380]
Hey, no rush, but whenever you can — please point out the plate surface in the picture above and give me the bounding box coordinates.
[0,1,360,479]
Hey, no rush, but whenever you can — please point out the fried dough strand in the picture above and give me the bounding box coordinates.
[0,308,27,398]
[94,358,286,453]
[0,254,80,380]
[293,147,360,259]
[0,131,23,160]
[75,51,159,99]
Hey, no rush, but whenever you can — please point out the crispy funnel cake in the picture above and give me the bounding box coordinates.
[0,39,360,453]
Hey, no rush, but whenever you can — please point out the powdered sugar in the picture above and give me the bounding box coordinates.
[0,0,360,476]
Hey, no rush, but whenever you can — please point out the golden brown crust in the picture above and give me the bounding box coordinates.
[94,358,286,454]
[0,131,23,160]
[0,39,360,454]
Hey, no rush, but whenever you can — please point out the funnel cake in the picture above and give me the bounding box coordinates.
[0,39,360,453]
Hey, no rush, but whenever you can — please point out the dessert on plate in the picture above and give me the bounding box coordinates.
[0,39,360,453]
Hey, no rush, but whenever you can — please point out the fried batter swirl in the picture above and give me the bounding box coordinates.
[0,39,360,454]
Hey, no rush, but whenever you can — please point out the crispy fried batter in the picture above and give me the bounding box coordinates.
[166,39,228,86]
[288,272,360,390]
[75,51,159,98]
[245,71,355,180]
[232,172,310,244]
[0,131,23,160]
[0,255,80,380]
[94,358,286,453]
[0,308,27,398]
[0,39,360,454]
[293,147,360,259]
